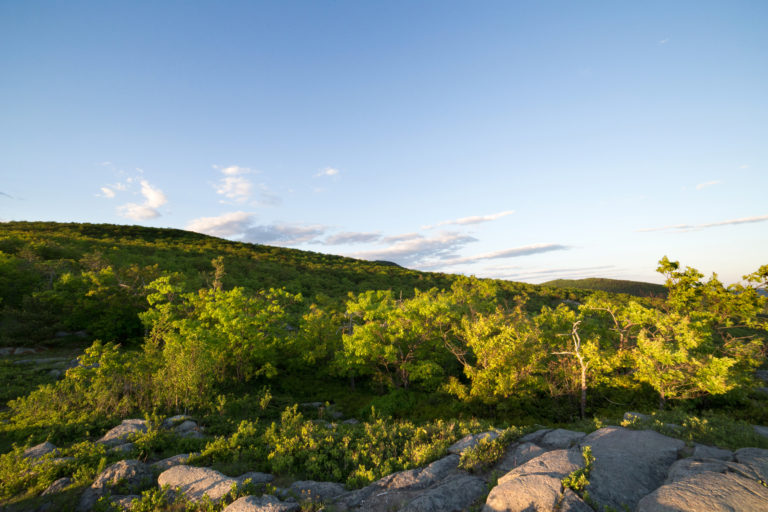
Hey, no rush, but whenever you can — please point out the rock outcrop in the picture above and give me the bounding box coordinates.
[44,418,768,512]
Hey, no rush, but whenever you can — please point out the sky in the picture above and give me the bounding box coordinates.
[1,0,766,285]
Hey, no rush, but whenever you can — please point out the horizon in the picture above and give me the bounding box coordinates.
[2,1,766,285]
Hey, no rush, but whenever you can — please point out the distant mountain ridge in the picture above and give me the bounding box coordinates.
[541,277,667,297]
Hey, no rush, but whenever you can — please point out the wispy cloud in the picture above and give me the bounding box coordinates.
[423,210,515,229]
[213,165,255,203]
[316,167,340,177]
[0,191,15,199]
[186,211,254,238]
[351,232,478,266]
[638,214,768,233]
[99,187,116,198]
[658,38,670,45]
[484,265,614,281]
[244,223,328,245]
[117,179,167,220]
[740,164,750,169]
[323,232,382,245]
[187,211,327,245]
[421,243,571,268]
[695,180,721,191]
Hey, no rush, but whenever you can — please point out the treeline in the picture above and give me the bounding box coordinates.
[0,222,576,345]
[7,250,768,438]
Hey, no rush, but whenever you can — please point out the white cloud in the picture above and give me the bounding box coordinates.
[117,179,167,220]
[140,180,167,208]
[740,164,750,169]
[423,210,515,229]
[244,223,328,245]
[695,180,721,190]
[352,232,478,266]
[99,187,115,198]
[316,167,340,177]
[117,203,161,220]
[421,243,571,268]
[323,232,382,245]
[186,212,327,245]
[187,211,254,237]
[658,38,670,45]
[218,165,252,176]
[216,176,253,202]
[638,213,768,232]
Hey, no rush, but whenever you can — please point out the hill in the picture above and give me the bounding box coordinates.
[541,277,667,298]
[0,221,573,345]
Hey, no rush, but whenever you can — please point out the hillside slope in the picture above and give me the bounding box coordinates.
[0,221,575,345]
[541,277,667,297]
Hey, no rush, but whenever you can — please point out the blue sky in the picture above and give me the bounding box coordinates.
[1,1,766,284]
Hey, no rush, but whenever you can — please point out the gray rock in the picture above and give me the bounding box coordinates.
[623,411,650,422]
[174,420,199,433]
[300,402,323,408]
[495,442,547,473]
[401,473,486,512]
[483,449,584,512]
[48,369,63,378]
[180,430,205,439]
[335,455,460,509]
[692,444,733,460]
[734,447,768,483]
[162,415,193,429]
[378,454,460,491]
[286,480,346,502]
[110,442,135,454]
[157,465,261,503]
[448,431,500,455]
[24,441,57,459]
[580,426,685,512]
[518,428,552,444]
[223,495,300,512]
[637,471,768,511]
[151,453,192,471]
[342,418,359,425]
[538,428,585,450]
[97,419,148,446]
[559,488,593,512]
[752,425,768,439]
[41,477,73,496]
[78,460,152,511]
[755,370,768,383]
[665,458,754,484]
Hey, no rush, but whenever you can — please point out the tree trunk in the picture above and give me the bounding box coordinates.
[580,363,587,419]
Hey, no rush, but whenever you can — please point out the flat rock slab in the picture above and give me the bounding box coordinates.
[665,458,758,484]
[484,449,584,512]
[24,441,57,459]
[224,495,300,512]
[580,426,685,512]
[496,442,547,473]
[448,431,500,455]
[692,444,733,460]
[538,429,586,450]
[518,428,552,444]
[734,447,768,483]
[157,465,264,503]
[97,419,148,446]
[151,453,192,471]
[41,477,73,496]
[401,473,486,512]
[336,455,460,510]
[637,471,768,511]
